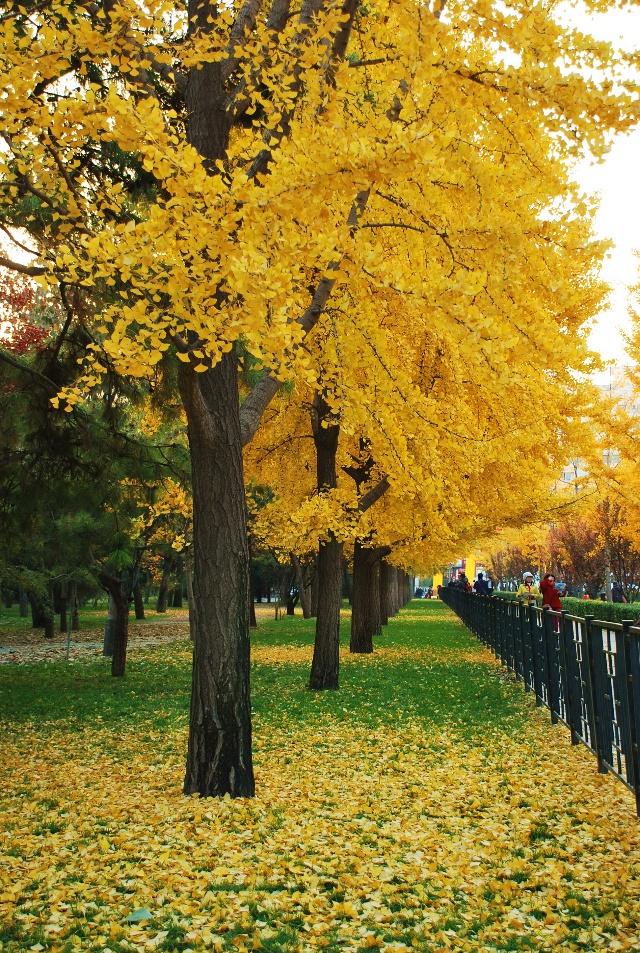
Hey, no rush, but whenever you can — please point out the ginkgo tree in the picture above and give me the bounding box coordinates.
[1,0,636,797]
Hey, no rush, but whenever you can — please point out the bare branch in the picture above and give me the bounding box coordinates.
[0,256,47,277]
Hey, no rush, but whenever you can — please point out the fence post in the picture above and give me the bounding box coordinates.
[585,614,608,776]
[621,621,640,817]
[542,606,559,725]
[559,610,578,744]
[530,603,543,706]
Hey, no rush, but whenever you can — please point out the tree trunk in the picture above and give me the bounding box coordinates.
[29,591,54,636]
[172,581,183,607]
[59,592,67,634]
[156,556,172,613]
[310,563,319,617]
[380,559,392,627]
[292,553,313,619]
[30,593,48,628]
[71,582,80,631]
[342,558,353,606]
[350,542,383,653]
[111,589,130,677]
[133,583,145,620]
[178,352,254,798]
[309,393,342,690]
[19,588,29,618]
[100,580,131,676]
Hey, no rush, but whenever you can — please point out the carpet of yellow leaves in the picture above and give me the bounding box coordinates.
[2,616,640,952]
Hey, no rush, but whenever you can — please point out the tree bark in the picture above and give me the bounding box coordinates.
[292,553,313,619]
[19,588,29,618]
[309,393,342,690]
[184,547,196,640]
[99,576,131,677]
[156,556,172,613]
[30,591,54,636]
[350,542,383,653]
[380,558,392,627]
[342,558,353,606]
[59,591,67,634]
[172,584,183,608]
[71,582,80,631]
[178,353,254,798]
[111,590,129,678]
[133,583,145,620]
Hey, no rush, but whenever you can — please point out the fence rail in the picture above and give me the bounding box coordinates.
[440,587,640,816]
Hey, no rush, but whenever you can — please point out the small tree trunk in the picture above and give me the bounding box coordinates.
[100,575,131,676]
[309,393,342,690]
[30,593,48,628]
[172,584,183,608]
[2,590,12,609]
[380,559,392,627]
[111,590,130,678]
[71,582,80,631]
[52,583,62,615]
[342,559,353,606]
[350,542,383,653]
[29,591,54,636]
[58,582,69,632]
[19,588,29,618]
[309,536,343,688]
[133,583,145,620]
[156,557,172,613]
[292,554,313,619]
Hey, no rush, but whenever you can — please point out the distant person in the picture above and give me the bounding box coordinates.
[516,572,540,605]
[540,573,562,611]
[540,573,562,631]
[473,572,490,596]
[612,582,627,604]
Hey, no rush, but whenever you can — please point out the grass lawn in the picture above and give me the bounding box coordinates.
[1,601,639,952]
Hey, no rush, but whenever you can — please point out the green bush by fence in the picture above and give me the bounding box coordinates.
[494,591,640,623]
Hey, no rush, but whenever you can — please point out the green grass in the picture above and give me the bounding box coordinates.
[2,601,639,953]
[0,601,527,740]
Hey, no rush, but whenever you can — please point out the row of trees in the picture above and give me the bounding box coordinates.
[483,486,640,600]
[1,0,637,796]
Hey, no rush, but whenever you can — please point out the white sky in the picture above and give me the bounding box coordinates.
[582,129,640,369]
[564,2,640,373]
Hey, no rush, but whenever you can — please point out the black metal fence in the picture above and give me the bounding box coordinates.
[441,587,640,816]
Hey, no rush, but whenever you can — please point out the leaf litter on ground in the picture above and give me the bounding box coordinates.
[1,601,639,952]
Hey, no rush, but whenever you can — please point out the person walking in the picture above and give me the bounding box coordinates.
[540,572,562,631]
[473,572,490,596]
[540,573,562,611]
[612,582,628,604]
[516,571,540,605]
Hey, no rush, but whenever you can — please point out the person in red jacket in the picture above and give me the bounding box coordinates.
[540,573,562,630]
